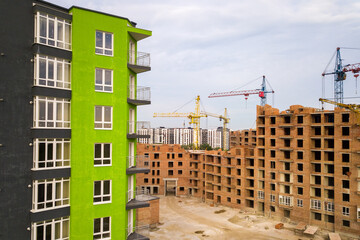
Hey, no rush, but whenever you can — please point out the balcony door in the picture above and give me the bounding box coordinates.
[129,75,135,99]
[129,108,135,134]
[127,209,133,236]
[129,41,135,64]
[129,142,135,167]
[128,175,134,202]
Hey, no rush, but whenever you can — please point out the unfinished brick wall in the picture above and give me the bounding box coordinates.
[136,197,160,226]
[136,104,360,235]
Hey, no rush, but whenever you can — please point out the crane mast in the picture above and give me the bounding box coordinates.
[201,108,230,150]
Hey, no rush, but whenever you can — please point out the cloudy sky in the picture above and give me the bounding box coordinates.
[51,0,360,130]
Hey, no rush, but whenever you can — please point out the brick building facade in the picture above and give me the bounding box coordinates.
[137,104,360,235]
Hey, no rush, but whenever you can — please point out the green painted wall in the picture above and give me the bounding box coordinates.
[70,7,151,239]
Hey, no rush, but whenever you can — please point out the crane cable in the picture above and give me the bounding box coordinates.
[172,97,195,113]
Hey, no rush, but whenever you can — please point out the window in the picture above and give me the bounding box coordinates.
[297,116,303,124]
[297,199,303,207]
[270,161,275,168]
[343,207,350,216]
[35,55,71,89]
[342,114,349,122]
[297,128,303,135]
[33,138,70,169]
[297,163,303,171]
[310,199,321,210]
[178,170,183,175]
[94,180,111,204]
[34,96,70,128]
[279,195,293,206]
[313,212,322,221]
[297,140,303,148]
[343,220,350,227]
[35,12,71,50]
[95,68,113,92]
[258,191,264,199]
[32,217,70,240]
[342,180,350,189]
[270,194,275,203]
[94,217,111,239]
[297,175,303,183]
[96,31,113,56]
[95,106,112,129]
[32,178,70,211]
[325,202,334,212]
[342,127,350,136]
[94,143,111,166]
[297,187,303,195]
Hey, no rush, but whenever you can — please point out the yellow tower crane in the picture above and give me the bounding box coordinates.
[153,95,230,150]
[201,109,230,150]
[319,98,360,125]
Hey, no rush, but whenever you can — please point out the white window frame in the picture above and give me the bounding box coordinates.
[95,106,112,129]
[324,202,334,212]
[94,217,111,240]
[357,207,360,220]
[33,138,70,169]
[34,12,71,50]
[257,190,264,200]
[297,199,303,207]
[279,195,293,206]
[310,199,322,210]
[95,68,113,92]
[94,180,111,204]
[34,55,71,90]
[32,217,70,240]
[342,206,350,216]
[94,143,112,166]
[95,30,113,56]
[32,178,70,211]
[34,96,71,128]
[270,194,275,203]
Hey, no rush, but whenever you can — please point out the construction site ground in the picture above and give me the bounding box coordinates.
[150,196,358,240]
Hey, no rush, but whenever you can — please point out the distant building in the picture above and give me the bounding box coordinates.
[138,127,230,149]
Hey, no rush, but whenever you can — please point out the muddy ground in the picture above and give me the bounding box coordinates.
[149,196,357,240]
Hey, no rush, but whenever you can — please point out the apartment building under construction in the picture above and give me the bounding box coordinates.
[137,104,360,235]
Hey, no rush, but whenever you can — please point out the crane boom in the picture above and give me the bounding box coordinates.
[319,98,360,125]
[208,76,274,106]
[153,95,231,150]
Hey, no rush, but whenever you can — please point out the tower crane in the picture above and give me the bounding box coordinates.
[208,76,274,106]
[153,96,230,150]
[322,47,360,103]
[201,109,230,150]
[319,98,360,125]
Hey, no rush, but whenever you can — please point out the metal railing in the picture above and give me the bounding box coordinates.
[128,86,151,101]
[127,188,152,202]
[127,155,150,169]
[128,121,150,134]
[128,51,151,67]
[126,225,150,240]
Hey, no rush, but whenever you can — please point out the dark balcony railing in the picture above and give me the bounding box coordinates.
[127,225,150,240]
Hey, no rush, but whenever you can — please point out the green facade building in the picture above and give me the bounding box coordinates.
[0,0,152,239]
[70,6,152,240]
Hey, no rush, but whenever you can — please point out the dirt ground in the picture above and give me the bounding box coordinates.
[150,196,329,240]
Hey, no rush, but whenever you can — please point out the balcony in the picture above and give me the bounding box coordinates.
[128,121,150,139]
[127,225,150,240]
[128,86,151,106]
[128,51,151,73]
[127,155,150,174]
[126,188,151,210]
